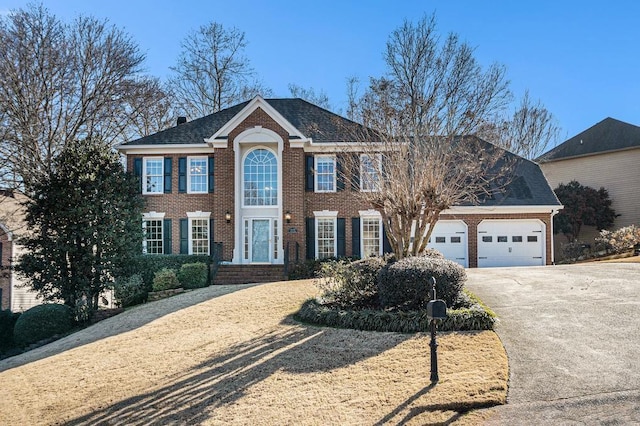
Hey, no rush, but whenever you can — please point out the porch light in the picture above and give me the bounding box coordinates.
[284,211,292,223]
[225,211,231,223]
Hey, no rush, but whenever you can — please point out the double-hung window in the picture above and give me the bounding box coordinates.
[315,155,336,192]
[142,212,165,254]
[315,213,337,259]
[187,211,210,255]
[143,158,163,194]
[188,157,207,193]
[361,217,382,257]
[360,154,381,192]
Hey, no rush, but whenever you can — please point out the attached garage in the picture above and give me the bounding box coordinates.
[427,220,468,267]
[477,219,545,267]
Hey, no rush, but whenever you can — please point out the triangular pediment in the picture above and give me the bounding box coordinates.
[204,96,308,147]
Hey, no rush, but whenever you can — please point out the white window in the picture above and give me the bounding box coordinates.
[142,212,165,254]
[315,155,336,192]
[143,158,163,194]
[188,157,207,193]
[243,149,278,206]
[360,154,381,192]
[187,211,210,255]
[317,218,336,259]
[361,217,382,257]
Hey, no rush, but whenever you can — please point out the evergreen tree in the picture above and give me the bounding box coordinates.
[16,140,144,320]
[553,180,617,242]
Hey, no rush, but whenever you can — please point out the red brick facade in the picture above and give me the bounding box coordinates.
[125,103,557,268]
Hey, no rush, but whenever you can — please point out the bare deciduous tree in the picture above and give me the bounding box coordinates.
[0,4,168,191]
[477,90,560,160]
[168,22,271,118]
[342,14,514,258]
[288,83,331,110]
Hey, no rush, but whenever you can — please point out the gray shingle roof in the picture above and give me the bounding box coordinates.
[537,117,640,162]
[121,98,372,146]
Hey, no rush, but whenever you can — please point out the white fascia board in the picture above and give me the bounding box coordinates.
[443,205,563,215]
[304,141,388,153]
[118,144,213,155]
[204,96,308,143]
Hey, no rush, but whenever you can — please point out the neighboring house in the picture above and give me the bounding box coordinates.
[0,191,42,312]
[538,117,640,245]
[118,96,561,281]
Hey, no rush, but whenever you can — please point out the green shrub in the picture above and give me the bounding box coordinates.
[420,248,445,259]
[125,255,212,292]
[113,274,147,308]
[177,262,209,289]
[13,304,74,347]
[0,309,21,352]
[317,257,386,307]
[152,268,180,292]
[295,294,496,333]
[377,256,466,310]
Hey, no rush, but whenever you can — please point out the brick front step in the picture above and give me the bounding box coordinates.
[213,265,286,285]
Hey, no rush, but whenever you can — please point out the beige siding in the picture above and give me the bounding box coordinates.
[540,148,640,231]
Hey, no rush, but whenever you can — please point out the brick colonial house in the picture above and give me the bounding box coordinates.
[118,96,562,282]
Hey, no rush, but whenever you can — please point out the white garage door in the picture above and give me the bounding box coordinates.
[427,220,468,267]
[477,219,545,267]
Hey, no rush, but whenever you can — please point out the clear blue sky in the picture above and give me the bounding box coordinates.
[3,0,640,146]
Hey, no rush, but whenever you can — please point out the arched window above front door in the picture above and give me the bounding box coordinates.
[243,148,277,206]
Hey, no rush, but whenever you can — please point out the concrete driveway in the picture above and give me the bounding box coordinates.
[465,263,640,424]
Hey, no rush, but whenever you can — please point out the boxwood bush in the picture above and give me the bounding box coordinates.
[13,304,74,347]
[152,268,180,292]
[177,262,208,289]
[317,257,387,307]
[377,256,466,310]
[113,274,147,308]
[125,255,211,292]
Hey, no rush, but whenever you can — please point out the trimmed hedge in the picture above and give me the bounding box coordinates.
[13,304,74,347]
[0,309,21,352]
[152,268,180,292]
[177,262,208,289]
[295,290,496,333]
[378,256,466,310]
[317,257,386,307]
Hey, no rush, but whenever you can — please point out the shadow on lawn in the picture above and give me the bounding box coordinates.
[65,321,412,425]
[0,284,258,373]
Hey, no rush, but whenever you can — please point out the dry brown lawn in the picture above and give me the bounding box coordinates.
[0,280,507,425]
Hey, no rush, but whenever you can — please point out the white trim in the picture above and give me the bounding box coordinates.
[314,155,337,193]
[142,157,164,195]
[303,141,389,153]
[205,96,310,147]
[358,209,382,218]
[0,223,13,241]
[142,211,166,219]
[360,214,383,257]
[118,144,212,155]
[313,210,339,218]
[240,146,279,208]
[187,211,211,219]
[443,205,563,215]
[186,156,208,194]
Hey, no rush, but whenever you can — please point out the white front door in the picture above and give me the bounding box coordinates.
[244,218,279,264]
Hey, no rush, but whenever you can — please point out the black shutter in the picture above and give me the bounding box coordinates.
[208,157,215,193]
[305,155,314,192]
[382,223,392,254]
[178,157,187,193]
[351,218,361,258]
[336,155,345,191]
[351,154,360,190]
[180,218,189,254]
[134,158,142,193]
[305,217,315,259]
[164,157,172,193]
[209,218,214,256]
[337,218,346,258]
[163,219,172,254]
[0,241,3,266]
